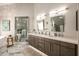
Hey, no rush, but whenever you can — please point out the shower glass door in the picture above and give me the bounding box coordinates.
[15,17,28,42]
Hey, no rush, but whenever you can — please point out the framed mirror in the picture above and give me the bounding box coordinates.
[37,20,44,31]
[2,20,10,31]
[51,15,64,32]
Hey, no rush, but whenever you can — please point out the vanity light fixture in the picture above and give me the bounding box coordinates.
[36,13,46,21]
[36,15,41,20]
[58,8,68,15]
[49,7,69,17]
[57,7,69,12]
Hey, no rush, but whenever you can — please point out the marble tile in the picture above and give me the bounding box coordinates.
[0,42,46,56]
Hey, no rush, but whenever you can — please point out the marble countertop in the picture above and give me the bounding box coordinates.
[28,33,78,44]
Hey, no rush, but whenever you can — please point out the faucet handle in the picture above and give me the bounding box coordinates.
[54,33,57,37]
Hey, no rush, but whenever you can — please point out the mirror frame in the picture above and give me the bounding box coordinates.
[50,15,65,32]
[37,20,45,31]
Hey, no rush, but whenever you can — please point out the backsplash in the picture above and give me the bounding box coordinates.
[31,30,78,41]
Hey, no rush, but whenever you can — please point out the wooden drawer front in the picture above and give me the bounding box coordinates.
[35,36,41,40]
[29,35,34,38]
[50,39,60,45]
[60,41,75,49]
[43,38,50,41]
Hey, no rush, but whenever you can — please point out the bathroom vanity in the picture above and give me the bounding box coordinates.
[28,33,78,56]
[30,4,78,56]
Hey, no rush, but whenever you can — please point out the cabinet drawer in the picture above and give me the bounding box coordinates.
[38,39,44,43]
[50,39,60,45]
[44,38,51,42]
[60,41,76,48]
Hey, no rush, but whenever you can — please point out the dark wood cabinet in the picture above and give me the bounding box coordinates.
[38,37,45,53]
[50,40,60,56]
[60,41,78,56]
[44,38,50,55]
[38,43,45,53]
[28,35,78,56]
[28,35,33,46]
[35,37,39,49]
[33,36,38,48]
[60,46,75,56]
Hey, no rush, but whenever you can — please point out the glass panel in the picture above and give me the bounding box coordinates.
[51,15,64,32]
[37,20,44,31]
[2,20,10,31]
[15,17,28,42]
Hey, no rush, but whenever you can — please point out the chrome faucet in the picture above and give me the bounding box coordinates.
[45,31,50,36]
[54,33,57,37]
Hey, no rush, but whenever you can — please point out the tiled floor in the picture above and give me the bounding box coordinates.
[1,42,47,56]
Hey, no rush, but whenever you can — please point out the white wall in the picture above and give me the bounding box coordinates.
[34,3,78,40]
[0,3,78,40]
[0,3,34,36]
[64,3,77,39]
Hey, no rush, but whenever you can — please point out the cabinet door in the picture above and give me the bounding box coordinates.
[31,36,34,47]
[29,35,35,47]
[34,36,39,49]
[60,41,77,56]
[60,46,76,56]
[28,35,33,45]
[38,37,45,53]
[50,40,60,56]
[44,38,50,55]
[38,43,45,53]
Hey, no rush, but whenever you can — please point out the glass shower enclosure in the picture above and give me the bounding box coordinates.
[15,17,28,42]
